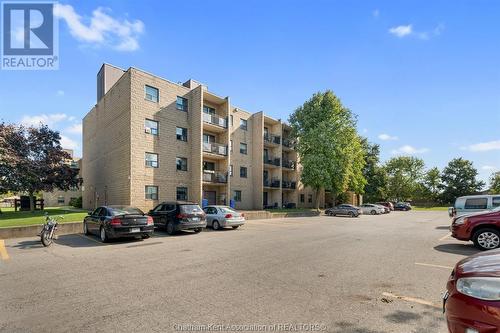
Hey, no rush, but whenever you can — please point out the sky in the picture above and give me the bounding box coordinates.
[0,0,499,184]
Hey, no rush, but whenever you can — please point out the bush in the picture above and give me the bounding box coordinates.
[69,196,82,208]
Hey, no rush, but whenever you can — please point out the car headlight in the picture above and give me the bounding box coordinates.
[456,277,500,301]
[453,216,468,225]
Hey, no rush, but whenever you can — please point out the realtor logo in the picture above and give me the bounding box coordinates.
[1,1,59,70]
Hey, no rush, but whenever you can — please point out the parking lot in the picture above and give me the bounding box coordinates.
[0,211,476,333]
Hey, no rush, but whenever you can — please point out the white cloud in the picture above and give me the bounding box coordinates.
[391,145,429,155]
[56,90,65,96]
[21,113,69,127]
[462,140,500,152]
[54,4,145,51]
[372,9,380,18]
[378,133,398,141]
[60,135,79,150]
[66,123,82,135]
[482,165,497,171]
[389,25,413,38]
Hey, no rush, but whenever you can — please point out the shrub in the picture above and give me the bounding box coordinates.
[69,196,82,208]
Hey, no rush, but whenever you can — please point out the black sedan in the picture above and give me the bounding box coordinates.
[325,204,362,217]
[394,203,412,211]
[83,206,154,242]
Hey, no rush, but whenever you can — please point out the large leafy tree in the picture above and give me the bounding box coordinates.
[384,156,425,202]
[361,139,388,202]
[419,167,442,202]
[440,158,485,204]
[289,91,366,210]
[0,123,81,211]
[489,171,500,194]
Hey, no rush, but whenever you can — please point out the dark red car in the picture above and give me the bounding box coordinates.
[444,249,500,332]
[451,209,500,251]
[376,202,394,211]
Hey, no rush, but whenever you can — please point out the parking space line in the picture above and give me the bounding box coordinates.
[0,240,10,260]
[382,292,441,309]
[438,232,451,241]
[415,262,453,270]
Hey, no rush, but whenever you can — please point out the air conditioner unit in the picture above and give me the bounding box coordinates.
[145,128,151,134]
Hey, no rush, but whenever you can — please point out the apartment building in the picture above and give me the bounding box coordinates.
[42,149,82,206]
[82,64,325,211]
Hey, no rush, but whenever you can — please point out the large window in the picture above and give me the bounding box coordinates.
[177,187,188,201]
[240,167,247,178]
[145,85,159,102]
[308,194,312,203]
[176,127,187,141]
[145,186,158,200]
[300,194,305,203]
[240,143,248,155]
[145,152,158,168]
[176,96,188,111]
[234,190,242,202]
[145,119,158,135]
[57,196,65,204]
[176,157,188,171]
[240,118,248,130]
[203,105,216,114]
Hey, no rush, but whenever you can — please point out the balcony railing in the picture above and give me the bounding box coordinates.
[203,171,228,184]
[203,142,228,156]
[282,181,297,189]
[282,160,296,170]
[264,157,280,166]
[264,133,281,145]
[203,113,227,128]
[282,138,295,149]
[263,178,281,188]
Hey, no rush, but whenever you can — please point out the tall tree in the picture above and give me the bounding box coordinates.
[361,139,388,202]
[490,171,500,194]
[440,158,485,204]
[289,91,366,210]
[384,156,425,202]
[0,123,81,211]
[420,167,442,202]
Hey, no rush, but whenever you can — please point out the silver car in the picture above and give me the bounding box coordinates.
[359,204,385,215]
[203,206,245,230]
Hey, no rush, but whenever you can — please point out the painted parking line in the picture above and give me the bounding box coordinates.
[438,232,452,241]
[0,240,10,260]
[382,292,441,309]
[415,262,453,270]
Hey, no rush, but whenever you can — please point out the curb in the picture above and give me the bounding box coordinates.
[0,222,83,239]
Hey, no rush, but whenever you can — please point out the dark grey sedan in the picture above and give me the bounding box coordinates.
[325,204,362,217]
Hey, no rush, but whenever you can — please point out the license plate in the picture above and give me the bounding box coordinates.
[191,217,199,222]
[130,228,140,233]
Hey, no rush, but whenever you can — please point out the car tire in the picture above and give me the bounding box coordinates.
[213,221,220,230]
[370,210,376,215]
[142,234,150,239]
[83,222,90,235]
[473,228,500,251]
[348,212,354,218]
[166,222,175,235]
[193,228,202,233]
[232,226,239,229]
[99,227,108,243]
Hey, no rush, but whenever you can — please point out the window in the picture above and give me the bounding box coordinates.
[176,96,188,111]
[145,85,159,102]
[177,187,188,201]
[57,196,65,204]
[145,186,158,200]
[300,194,305,203]
[230,115,233,126]
[203,105,216,114]
[240,167,247,178]
[203,134,215,143]
[176,127,187,141]
[145,119,158,135]
[464,197,487,209]
[240,118,248,130]
[234,190,242,202]
[176,157,188,171]
[308,194,312,203]
[145,152,158,168]
[240,143,248,155]
[203,161,215,171]
[493,197,500,207]
[229,164,233,176]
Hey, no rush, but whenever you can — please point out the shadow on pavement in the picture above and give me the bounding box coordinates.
[435,226,450,230]
[434,243,480,256]
[12,240,45,250]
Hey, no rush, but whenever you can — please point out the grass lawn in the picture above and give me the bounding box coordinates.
[0,207,87,228]
[265,208,319,213]
[412,206,450,211]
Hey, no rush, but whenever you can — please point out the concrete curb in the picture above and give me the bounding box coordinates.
[0,222,83,239]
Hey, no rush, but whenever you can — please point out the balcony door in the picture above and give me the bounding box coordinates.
[203,191,216,205]
[263,192,268,207]
[203,134,216,143]
[264,149,269,161]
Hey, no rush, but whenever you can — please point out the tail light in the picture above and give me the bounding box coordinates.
[225,214,233,218]
[176,213,188,219]
[146,216,154,225]
[110,217,122,226]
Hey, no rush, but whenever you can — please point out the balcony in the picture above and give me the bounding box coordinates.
[282,160,296,170]
[282,138,295,150]
[263,178,280,188]
[264,157,280,168]
[203,142,228,158]
[282,180,297,190]
[203,113,227,132]
[202,171,228,184]
[264,133,281,146]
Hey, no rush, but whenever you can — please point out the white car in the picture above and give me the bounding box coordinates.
[359,204,385,215]
[202,205,245,230]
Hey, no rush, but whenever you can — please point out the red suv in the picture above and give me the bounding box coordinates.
[444,249,500,332]
[451,209,500,251]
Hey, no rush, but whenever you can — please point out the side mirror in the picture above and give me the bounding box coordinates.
[148,210,153,215]
[88,211,93,216]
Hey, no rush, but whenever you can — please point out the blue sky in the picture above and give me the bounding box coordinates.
[1,0,499,183]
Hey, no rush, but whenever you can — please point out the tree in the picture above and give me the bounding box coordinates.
[384,156,425,202]
[361,138,388,202]
[490,171,500,194]
[419,167,442,203]
[289,91,366,210]
[0,123,81,211]
[440,158,485,204]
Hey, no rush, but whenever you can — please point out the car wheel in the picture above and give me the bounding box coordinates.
[213,220,220,230]
[166,222,175,235]
[193,228,202,233]
[348,212,354,217]
[100,227,108,243]
[83,222,90,235]
[473,228,500,251]
[370,210,376,215]
[232,225,239,229]
[141,234,150,239]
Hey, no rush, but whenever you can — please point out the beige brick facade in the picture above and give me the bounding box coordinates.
[82,64,326,211]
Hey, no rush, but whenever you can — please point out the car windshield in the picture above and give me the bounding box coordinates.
[180,205,203,214]
[220,207,237,213]
[108,206,144,216]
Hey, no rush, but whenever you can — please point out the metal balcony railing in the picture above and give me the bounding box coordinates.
[282,138,295,149]
[264,157,280,166]
[263,179,281,188]
[203,171,228,183]
[264,133,281,145]
[203,142,228,156]
[282,160,296,170]
[282,181,297,189]
[203,113,227,128]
